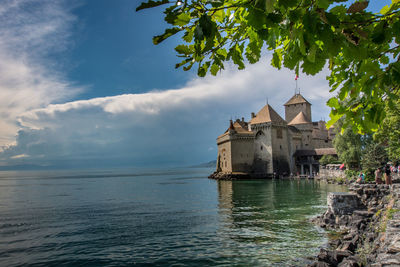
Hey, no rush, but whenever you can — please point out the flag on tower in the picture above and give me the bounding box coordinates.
[295,74,299,80]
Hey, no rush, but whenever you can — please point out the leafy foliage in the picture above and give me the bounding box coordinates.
[375,97,400,163]
[137,0,400,133]
[319,154,338,165]
[345,169,358,180]
[361,140,388,181]
[333,119,363,169]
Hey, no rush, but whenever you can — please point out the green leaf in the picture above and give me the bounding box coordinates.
[175,44,192,55]
[198,61,210,77]
[325,12,340,27]
[371,21,387,44]
[216,48,228,59]
[316,0,331,9]
[174,12,191,26]
[297,31,306,55]
[307,45,317,63]
[210,64,220,76]
[246,8,267,30]
[380,5,390,15]
[327,111,343,128]
[183,61,195,71]
[193,15,217,43]
[183,29,194,42]
[175,58,191,69]
[283,46,302,69]
[272,49,282,69]
[265,0,277,13]
[327,97,340,109]
[136,0,169,11]
[229,44,245,70]
[214,9,225,23]
[302,52,326,75]
[330,5,347,16]
[153,27,181,44]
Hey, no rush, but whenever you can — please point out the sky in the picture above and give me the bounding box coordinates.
[0,0,391,168]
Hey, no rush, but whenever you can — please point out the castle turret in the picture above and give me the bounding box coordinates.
[284,94,312,123]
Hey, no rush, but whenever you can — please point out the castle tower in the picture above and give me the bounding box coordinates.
[284,94,312,123]
[249,104,290,176]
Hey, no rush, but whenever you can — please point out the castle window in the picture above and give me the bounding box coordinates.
[277,128,283,139]
[280,145,282,150]
[260,146,263,150]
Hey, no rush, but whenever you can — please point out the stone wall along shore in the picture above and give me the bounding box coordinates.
[309,184,400,266]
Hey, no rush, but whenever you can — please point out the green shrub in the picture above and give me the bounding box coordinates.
[363,168,375,182]
[345,170,358,180]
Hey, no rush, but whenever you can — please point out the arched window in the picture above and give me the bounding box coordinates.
[256,131,264,138]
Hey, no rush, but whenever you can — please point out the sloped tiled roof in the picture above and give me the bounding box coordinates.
[219,120,253,137]
[232,121,253,134]
[284,94,311,106]
[250,104,286,125]
[288,111,311,125]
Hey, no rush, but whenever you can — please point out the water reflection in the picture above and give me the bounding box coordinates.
[216,179,346,265]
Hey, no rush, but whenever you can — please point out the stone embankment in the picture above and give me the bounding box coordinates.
[208,172,273,180]
[208,172,252,180]
[309,184,400,266]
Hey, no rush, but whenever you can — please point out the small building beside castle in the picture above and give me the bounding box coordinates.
[212,93,336,179]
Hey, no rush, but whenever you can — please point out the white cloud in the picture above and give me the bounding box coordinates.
[0,0,81,149]
[1,60,334,167]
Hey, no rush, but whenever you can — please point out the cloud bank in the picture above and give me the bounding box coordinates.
[0,0,80,149]
[1,61,333,167]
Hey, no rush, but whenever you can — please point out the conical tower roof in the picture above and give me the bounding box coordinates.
[250,104,286,124]
[288,111,311,125]
[284,93,311,106]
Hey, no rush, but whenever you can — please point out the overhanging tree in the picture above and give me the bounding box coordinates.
[137,0,400,133]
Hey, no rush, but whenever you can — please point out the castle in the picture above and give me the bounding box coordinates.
[214,93,336,178]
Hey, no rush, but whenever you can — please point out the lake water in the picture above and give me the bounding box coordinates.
[0,167,346,266]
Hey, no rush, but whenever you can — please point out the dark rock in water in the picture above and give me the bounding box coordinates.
[327,192,365,216]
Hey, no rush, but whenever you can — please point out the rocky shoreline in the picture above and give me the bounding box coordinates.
[308,183,400,266]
